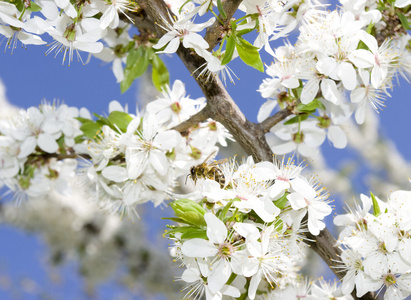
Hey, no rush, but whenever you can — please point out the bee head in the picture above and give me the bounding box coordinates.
[190,166,196,177]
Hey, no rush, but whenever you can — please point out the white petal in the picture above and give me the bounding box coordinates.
[328,125,347,149]
[348,49,374,68]
[181,239,218,257]
[287,192,307,210]
[399,239,411,263]
[248,269,262,300]
[154,130,181,150]
[38,133,59,153]
[153,31,177,49]
[149,150,169,176]
[157,37,180,54]
[101,165,128,182]
[183,32,209,49]
[208,259,231,292]
[127,150,147,179]
[316,57,338,77]
[338,62,357,90]
[205,213,227,244]
[321,79,340,104]
[301,78,320,104]
[290,177,316,199]
[18,136,37,158]
[181,267,201,283]
[350,87,366,104]
[73,41,104,54]
[233,223,259,239]
[257,100,277,123]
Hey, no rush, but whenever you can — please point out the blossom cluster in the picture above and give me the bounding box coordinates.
[334,191,411,299]
[165,156,333,299]
[0,80,233,218]
[259,2,411,157]
[2,0,411,158]
[0,101,85,202]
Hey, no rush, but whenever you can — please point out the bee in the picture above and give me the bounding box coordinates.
[187,151,227,188]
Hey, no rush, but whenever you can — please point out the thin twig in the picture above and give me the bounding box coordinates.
[172,105,211,133]
[260,108,293,133]
[204,0,243,51]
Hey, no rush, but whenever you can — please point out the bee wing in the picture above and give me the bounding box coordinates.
[201,150,218,164]
[210,158,229,166]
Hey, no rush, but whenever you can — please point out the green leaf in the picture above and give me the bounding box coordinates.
[273,217,283,231]
[235,37,264,72]
[296,99,325,113]
[370,191,381,217]
[217,0,227,19]
[221,35,235,65]
[284,114,309,125]
[365,22,374,34]
[179,211,207,227]
[181,228,208,240]
[151,55,169,91]
[274,193,289,210]
[14,0,24,11]
[170,199,206,215]
[397,11,410,30]
[107,111,133,132]
[92,113,111,126]
[125,47,141,67]
[163,226,196,237]
[74,135,85,144]
[218,199,236,221]
[80,121,102,139]
[121,47,150,93]
[27,1,41,11]
[75,117,92,124]
[169,199,207,226]
[230,19,237,31]
[162,217,194,225]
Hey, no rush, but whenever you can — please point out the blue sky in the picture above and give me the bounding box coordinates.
[1,16,411,300]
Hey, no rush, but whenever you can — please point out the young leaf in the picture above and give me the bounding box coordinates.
[370,191,381,217]
[181,228,208,240]
[235,37,264,72]
[274,193,289,210]
[218,199,236,221]
[221,35,235,65]
[179,211,207,227]
[27,1,41,11]
[397,11,410,30]
[296,99,325,113]
[151,55,170,91]
[121,47,150,93]
[107,111,133,132]
[217,0,227,19]
[284,114,309,125]
[80,121,102,139]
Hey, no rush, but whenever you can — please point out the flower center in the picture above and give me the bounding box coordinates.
[383,273,396,286]
[218,242,233,259]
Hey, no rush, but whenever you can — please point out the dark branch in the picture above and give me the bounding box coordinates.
[172,105,211,133]
[260,108,293,133]
[204,0,243,51]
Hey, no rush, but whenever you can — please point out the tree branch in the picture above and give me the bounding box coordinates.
[260,108,293,133]
[132,2,376,299]
[204,0,243,51]
[172,105,211,133]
